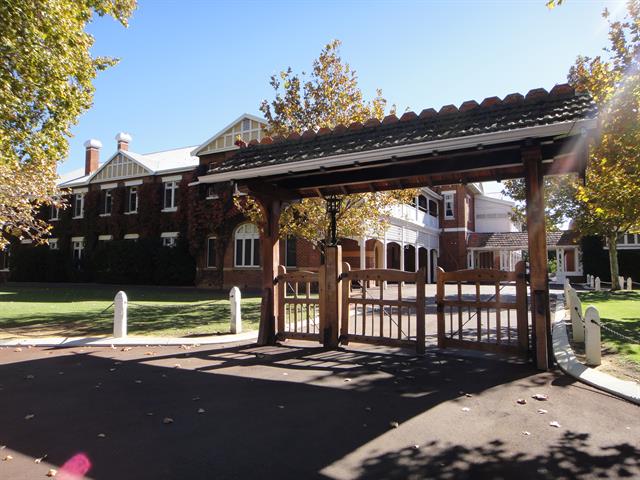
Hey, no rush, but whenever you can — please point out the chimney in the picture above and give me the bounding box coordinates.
[116,132,132,151]
[83,139,102,175]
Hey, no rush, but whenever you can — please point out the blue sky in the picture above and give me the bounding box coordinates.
[61,0,624,180]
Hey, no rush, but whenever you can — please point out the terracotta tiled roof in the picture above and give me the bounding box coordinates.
[468,231,579,249]
[208,84,596,175]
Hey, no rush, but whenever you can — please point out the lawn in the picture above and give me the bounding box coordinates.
[0,283,261,339]
[578,290,640,365]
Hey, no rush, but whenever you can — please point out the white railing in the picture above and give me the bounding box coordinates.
[564,280,601,366]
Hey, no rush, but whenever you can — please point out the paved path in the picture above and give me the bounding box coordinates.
[0,341,637,479]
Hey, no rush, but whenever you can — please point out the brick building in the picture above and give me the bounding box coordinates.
[1,112,585,287]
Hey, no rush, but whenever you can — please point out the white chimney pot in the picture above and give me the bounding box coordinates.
[84,139,103,149]
[115,132,132,143]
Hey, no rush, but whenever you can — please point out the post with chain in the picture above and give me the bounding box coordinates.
[569,288,584,342]
[584,306,601,366]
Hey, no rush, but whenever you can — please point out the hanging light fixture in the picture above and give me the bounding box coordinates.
[325,195,342,246]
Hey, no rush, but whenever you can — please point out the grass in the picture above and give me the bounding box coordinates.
[0,283,261,339]
[578,290,640,365]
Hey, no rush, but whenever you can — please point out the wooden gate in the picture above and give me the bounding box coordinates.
[436,261,529,355]
[340,263,426,353]
[276,265,322,341]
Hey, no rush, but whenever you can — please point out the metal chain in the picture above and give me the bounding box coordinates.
[573,304,640,344]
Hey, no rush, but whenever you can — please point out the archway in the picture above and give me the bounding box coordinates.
[386,242,401,270]
[418,247,428,281]
[404,245,416,272]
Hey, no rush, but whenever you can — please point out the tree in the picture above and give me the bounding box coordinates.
[568,1,640,289]
[246,40,415,249]
[501,176,578,231]
[0,0,136,249]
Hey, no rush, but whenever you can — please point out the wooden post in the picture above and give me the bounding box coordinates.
[515,261,529,352]
[276,265,286,338]
[323,245,342,348]
[257,198,281,346]
[340,262,351,343]
[416,267,426,354]
[436,267,446,348]
[524,144,552,370]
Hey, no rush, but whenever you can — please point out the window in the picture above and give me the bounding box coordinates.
[127,186,138,213]
[71,237,84,261]
[50,203,60,221]
[285,236,297,267]
[49,238,59,250]
[101,189,113,215]
[417,195,428,212]
[73,193,85,218]
[428,199,438,217]
[163,181,178,210]
[206,237,217,268]
[234,223,260,267]
[0,249,9,271]
[205,185,218,199]
[443,192,455,219]
[161,232,178,248]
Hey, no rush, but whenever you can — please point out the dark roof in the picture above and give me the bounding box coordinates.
[208,84,596,175]
[468,231,579,249]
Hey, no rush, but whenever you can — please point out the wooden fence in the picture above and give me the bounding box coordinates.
[276,265,322,341]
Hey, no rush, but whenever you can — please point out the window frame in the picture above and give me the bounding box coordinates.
[71,237,85,261]
[101,189,113,216]
[206,236,217,268]
[443,192,455,220]
[73,193,85,219]
[234,223,260,268]
[127,186,138,214]
[161,232,179,248]
[163,181,178,211]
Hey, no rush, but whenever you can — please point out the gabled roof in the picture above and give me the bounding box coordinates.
[191,113,267,157]
[203,84,596,180]
[468,231,579,250]
[58,145,199,188]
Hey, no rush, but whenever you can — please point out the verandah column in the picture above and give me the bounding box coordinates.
[256,197,281,345]
[523,144,552,370]
[323,245,342,348]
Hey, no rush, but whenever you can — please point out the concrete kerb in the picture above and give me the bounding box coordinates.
[0,331,258,348]
[552,294,640,405]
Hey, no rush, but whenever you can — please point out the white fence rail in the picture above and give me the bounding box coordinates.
[564,282,601,366]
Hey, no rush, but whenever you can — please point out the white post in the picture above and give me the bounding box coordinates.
[619,276,625,290]
[229,287,242,334]
[584,306,602,366]
[563,278,571,306]
[113,291,128,338]
[627,277,633,291]
[426,246,432,284]
[569,289,584,342]
[595,277,601,292]
[359,237,366,271]
[590,275,595,289]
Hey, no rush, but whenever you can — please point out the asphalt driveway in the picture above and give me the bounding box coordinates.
[0,341,637,479]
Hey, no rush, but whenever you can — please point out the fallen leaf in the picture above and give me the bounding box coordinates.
[277,405,285,409]
[110,344,116,350]
[364,406,372,412]
[197,408,205,414]
[114,362,122,365]
[532,394,548,401]
[461,407,470,412]
[146,412,154,416]
[192,396,201,401]
[25,374,35,380]
[344,378,352,382]
[174,364,181,369]
[46,468,57,477]
[25,414,35,420]
[144,351,155,356]
[537,409,548,415]
[549,421,561,428]
[34,454,47,463]
[58,372,64,375]
[162,417,174,424]
[389,421,400,428]
[413,444,420,450]
[465,393,472,398]
[3,455,13,461]
[14,348,22,352]
[522,431,531,436]
[134,380,142,384]
[516,398,527,405]
[109,368,116,372]
[97,433,106,438]
[121,347,132,352]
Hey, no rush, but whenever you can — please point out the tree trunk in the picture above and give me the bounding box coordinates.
[608,233,620,291]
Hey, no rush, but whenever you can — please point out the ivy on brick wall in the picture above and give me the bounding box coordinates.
[8,169,254,287]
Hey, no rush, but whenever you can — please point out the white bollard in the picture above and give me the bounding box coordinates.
[564,279,572,311]
[595,277,601,292]
[113,291,128,338]
[569,289,584,342]
[229,286,242,334]
[587,274,592,285]
[584,306,602,366]
[627,277,633,291]
[590,275,595,289]
[618,276,624,290]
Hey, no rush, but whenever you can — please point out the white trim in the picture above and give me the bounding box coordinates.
[100,183,117,190]
[440,190,456,195]
[98,235,113,241]
[71,236,84,242]
[20,239,33,245]
[72,187,89,194]
[442,227,468,233]
[192,113,267,156]
[124,211,137,216]
[197,119,597,185]
[161,232,179,238]
[162,174,183,183]
[124,179,144,187]
[124,234,139,240]
[99,213,111,217]
[161,207,178,213]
